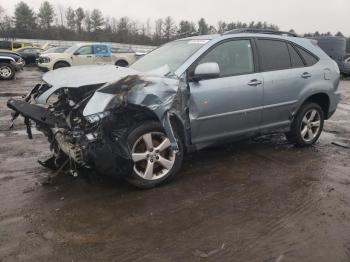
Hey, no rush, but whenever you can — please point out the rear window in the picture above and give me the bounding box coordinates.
[0,41,11,49]
[288,44,304,68]
[257,39,291,71]
[295,46,319,66]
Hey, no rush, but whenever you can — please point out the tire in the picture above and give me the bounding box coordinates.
[0,63,15,80]
[125,121,184,189]
[53,61,70,70]
[285,102,324,147]
[115,60,128,67]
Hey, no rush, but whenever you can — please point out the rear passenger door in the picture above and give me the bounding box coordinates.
[256,38,317,131]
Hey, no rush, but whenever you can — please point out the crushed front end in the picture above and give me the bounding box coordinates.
[7,65,188,178]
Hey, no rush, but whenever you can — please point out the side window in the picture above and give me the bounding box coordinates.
[288,44,304,68]
[257,39,291,71]
[295,46,318,66]
[198,39,254,77]
[94,45,110,57]
[76,46,93,55]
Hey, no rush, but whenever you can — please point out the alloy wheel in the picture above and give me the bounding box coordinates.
[0,66,12,78]
[131,132,175,180]
[300,109,321,142]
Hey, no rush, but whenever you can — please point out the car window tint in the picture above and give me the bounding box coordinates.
[0,41,11,49]
[257,39,291,71]
[295,46,318,66]
[288,44,304,68]
[199,39,254,77]
[77,46,93,55]
[13,43,22,49]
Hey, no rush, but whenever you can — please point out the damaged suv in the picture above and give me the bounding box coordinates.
[8,29,341,188]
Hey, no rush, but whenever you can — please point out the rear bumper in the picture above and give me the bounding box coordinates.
[328,91,341,119]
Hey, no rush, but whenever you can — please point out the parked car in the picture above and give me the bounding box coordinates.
[7,29,340,188]
[0,40,33,51]
[343,56,350,76]
[0,51,25,80]
[15,47,44,65]
[37,43,139,71]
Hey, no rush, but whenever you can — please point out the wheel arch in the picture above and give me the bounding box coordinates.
[53,60,71,68]
[298,92,330,119]
[113,105,187,152]
[0,57,15,63]
[115,59,129,66]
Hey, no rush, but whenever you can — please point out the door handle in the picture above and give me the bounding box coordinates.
[248,79,262,86]
[86,55,92,58]
[301,72,311,79]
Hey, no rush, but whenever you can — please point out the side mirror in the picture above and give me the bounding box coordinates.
[73,51,80,55]
[192,62,220,82]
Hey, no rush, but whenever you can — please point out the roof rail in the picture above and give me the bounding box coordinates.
[223,28,298,37]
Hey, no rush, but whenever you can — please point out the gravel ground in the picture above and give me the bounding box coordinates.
[0,67,349,262]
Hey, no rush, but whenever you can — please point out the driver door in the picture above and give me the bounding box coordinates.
[188,39,264,144]
[72,45,94,66]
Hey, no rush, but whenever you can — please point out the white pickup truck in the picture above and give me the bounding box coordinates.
[37,43,141,71]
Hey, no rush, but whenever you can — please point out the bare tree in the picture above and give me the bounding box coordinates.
[154,18,163,44]
[65,7,76,31]
[90,9,104,32]
[84,10,92,33]
[75,7,85,34]
[163,16,176,41]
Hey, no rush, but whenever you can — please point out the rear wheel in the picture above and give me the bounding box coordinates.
[53,61,70,70]
[286,102,324,147]
[125,121,183,189]
[0,63,15,80]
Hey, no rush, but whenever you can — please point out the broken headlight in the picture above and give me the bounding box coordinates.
[39,56,50,63]
[85,111,110,123]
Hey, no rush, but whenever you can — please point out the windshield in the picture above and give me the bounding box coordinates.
[64,44,79,53]
[44,46,69,54]
[130,39,209,73]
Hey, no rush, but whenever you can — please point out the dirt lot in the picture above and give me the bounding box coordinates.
[0,67,349,262]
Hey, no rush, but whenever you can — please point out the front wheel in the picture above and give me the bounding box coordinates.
[0,63,15,80]
[286,102,324,147]
[125,121,183,189]
[115,60,128,67]
[53,61,70,70]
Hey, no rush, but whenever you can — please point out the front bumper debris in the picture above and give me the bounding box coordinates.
[7,99,66,128]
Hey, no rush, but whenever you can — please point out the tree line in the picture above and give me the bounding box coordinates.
[0,1,349,51]
[0,1,279,45]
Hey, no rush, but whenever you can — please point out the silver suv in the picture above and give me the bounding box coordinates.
[8,29,341,188]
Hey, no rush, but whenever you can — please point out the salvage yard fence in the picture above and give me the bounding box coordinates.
[1,37,157,53]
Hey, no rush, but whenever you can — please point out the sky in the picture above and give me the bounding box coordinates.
[1,0,350,36]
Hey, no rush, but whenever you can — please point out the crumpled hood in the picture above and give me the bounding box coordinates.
[42,64,139,87]
[37,65,139,103]
[83,74,180,116]
[83,73,185,151]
